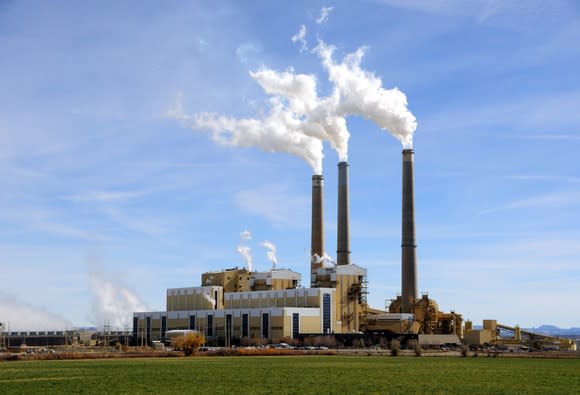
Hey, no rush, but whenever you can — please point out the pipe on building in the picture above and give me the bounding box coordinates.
[337,162,351,266]
[310,174,325,287]
[401,149,417,313]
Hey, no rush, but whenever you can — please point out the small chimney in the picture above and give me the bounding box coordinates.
[337,162,351,266]
[401,149,417,313]
[310,175,324,287]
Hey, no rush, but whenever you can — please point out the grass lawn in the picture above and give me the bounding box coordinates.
[1,356,580,394]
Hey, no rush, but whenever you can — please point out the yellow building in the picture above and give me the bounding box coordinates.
[133,265,368,345]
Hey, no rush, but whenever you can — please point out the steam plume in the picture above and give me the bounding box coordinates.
[237,246,253,272]
[240,229,252,242]
[0,291,71,331]
[237,230,253,271]
[315,41,417,148]
[176,97,324,175]
[250,69,349,161]
[262,240,278,269]
[89,272,148,329]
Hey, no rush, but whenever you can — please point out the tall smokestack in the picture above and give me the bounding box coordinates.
[337,162,351,266]
[401,149,417,313]
[310,175,324,287]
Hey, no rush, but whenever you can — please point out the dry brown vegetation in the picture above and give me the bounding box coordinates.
[172,332,206,356]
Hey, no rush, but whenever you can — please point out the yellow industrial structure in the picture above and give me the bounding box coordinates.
[133,264,368,345]
[132,153,576,351]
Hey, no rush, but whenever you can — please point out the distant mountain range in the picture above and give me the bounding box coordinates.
[527,325,580,337]
[473,324,580,338]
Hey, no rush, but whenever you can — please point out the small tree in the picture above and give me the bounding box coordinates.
[390,339,401,356]
[173,333,205,356]
[414,341,423,357]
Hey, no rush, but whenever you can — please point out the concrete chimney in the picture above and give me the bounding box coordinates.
[310,175,324,287]
[337,162,351,266]
[401,149,417,313]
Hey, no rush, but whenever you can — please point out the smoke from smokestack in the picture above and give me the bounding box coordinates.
[89,272,148,329]
[237,230,253,272]
[168,96,323,175]
[262,241,278,270]
[240,229,252,242]
[315,41,417,149]
[237,246,253,272]
[250,69,349,161]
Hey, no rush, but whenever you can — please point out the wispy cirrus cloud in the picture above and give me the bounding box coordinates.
[234,184,309,227]
[66,190,146,203]
[377,0,572,26]
[316,6,334,24]
[506,175,580,183]
[103,207,168,237]
[480,190,580,215]
[291,24,307,52]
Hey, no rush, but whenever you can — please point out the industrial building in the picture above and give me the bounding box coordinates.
[133,150,466,346]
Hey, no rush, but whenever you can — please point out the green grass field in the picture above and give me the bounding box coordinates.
[1,356,580,394]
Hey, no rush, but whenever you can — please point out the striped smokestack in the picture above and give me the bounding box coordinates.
[401,149,417,313]
[337,162,351,266]
[310,175,324,287]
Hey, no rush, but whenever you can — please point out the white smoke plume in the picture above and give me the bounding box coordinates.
[0,291,71,331]
[316,6,334,24]
[315,40,417,148]
[189,99,324,175]
[237,230,253,271]
[240,229,252,242]
[312,253,335,267]
[89,272,148,329]
[250,69,349,161]
[237,246,253,272]
[202,288,216,308]
[291,24,307,52]
[262,240,278,269]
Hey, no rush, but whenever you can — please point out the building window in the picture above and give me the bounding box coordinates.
[323,293,331,334]
[225,314,232,347]
[242,314,249,338]
[189,315,196,330]
[262,313,269,339]
[132,317,138,343]
[146,316,151,345]
[161,316,167,340]
[207,315,214,337]
[292,313,300,339]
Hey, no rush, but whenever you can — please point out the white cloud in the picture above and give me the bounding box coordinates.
[316,6,334,24]
[291,24,307,52]
[67,190,145,203]
[480,191,580,214]
[378,0,569,24]
[236,41,262,64]
[103,207,168,237]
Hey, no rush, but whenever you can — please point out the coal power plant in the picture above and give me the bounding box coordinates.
[126,149,576,351]
[128,149,461,348]
[4,148,573,352]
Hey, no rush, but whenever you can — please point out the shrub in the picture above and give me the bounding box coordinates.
[173,333,205,356]
[390,339,401,356]
[414,341,423,357]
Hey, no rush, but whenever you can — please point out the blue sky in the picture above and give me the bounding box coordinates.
[1,0,579,330]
